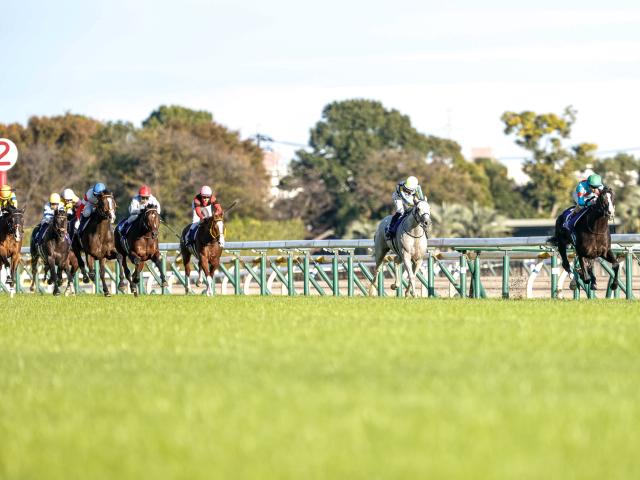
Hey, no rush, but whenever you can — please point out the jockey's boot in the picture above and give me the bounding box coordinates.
[386,213,401,240]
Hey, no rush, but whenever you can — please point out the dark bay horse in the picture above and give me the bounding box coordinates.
[180,215,224,296]
[115,205,166,296]
[0,207,25,295]
[30,209,72,296]
[72,191,122,296]
[549,186,618,291]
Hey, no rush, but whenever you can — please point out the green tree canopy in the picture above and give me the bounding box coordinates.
[501,106,597,216]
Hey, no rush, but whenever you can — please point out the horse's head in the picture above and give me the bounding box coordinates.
[53,209,68,238]
[596,186,615,219]
[96,191,117,223]
[204,215,224,242]
[142,205,160,239]
[413,200,432,230]
[7,208,25,242]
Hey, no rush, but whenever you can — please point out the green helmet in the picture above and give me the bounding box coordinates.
[587,174,603,188]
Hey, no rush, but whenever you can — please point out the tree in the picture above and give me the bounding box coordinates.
[142,105,213,128]
[280,99,491,236]
[474,157,534,217]
[616,185,640,233]
[593,153,640,205]
[501,106,597,217]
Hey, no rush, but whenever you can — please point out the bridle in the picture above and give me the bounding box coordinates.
[401,202,431,239]
[53,211,68,239]
[7,210,24,241]
[96,193,116,221]
[584,188,614,236]
[141,206,159,239]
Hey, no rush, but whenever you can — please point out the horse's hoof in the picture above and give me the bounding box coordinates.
[82,276,89,284]
[47,279,53,285]
[591,284,598,290]
[104,292,111,298]
[29,285,35,293]
[89,274,96,282]
[390,284,397,291]
[161,281,168,288]
[569,279,577,290]
[133,291,138,298]
[611,283,619,291]
[53,290,61,297]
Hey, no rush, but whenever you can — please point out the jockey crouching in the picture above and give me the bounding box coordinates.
[61,188,80,236]
[35,193,64,243]
[118,185,161,239]
[189,185,225,247]
[76,183,107,233]
[0,184,18,217]
[386,176,425,240]
[563,174,604,232]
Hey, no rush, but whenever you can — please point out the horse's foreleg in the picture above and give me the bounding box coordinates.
[558,241,571,274]
[99,258,110,297]
[182,250,192,294]
[402,254,417,297]
[73,244,89,283]
[49,258,60,296]
[152,252,167,288]
[131,261,143,297]
[9,253,20,294]
[587,259,597,290]
[200,255,212,296]
[87,254,96,282]
[604,249,620,291]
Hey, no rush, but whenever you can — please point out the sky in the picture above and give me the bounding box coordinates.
[2,0,640,181]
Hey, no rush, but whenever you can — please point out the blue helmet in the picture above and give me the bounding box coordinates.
[93,183,106,195]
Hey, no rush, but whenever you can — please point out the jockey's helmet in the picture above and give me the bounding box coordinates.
[93,183,106,195]
[404,176,419,192]
[49,193,61,205]
[588,174,603,189]
[200,185,213,197]
[139,185,151,197]
[0,185,12,200]
[62,188,76,201]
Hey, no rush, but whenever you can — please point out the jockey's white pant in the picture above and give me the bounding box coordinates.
[394,199,405,215]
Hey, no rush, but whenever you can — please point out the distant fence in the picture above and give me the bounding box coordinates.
[5,234,640,299]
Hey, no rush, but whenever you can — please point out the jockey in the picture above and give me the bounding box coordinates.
[0,184,18,216]
[75,183,107,230]
[564,174,604,228]
[123,185,161,229]
[41,193,64,224]
[61,188,80,217]
[386,176,425,240]
[190,185,225,247]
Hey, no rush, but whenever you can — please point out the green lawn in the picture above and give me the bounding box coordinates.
[1,297,639,479]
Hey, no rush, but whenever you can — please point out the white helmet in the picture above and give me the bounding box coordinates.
[404,176,419,191]
[200,185,213,197]
[62,188,76,201]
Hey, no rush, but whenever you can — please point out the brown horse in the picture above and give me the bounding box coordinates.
[0,207,25,295]
[115,205,167,296]
[549,186,619,291]
[30,209,72,296]
[72,191,122,296]
[180,215,224,296]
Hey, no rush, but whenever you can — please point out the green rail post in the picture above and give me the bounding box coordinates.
[287,252,295,296]
[74,270,80,294]
[234,255,241,295]
[94,260,101,294]
[625,250,634,299]
[473,252,481,299]
[427,253,435,297]
[161,252,169,295]
[459,252,467,298]
[502,252,510,299]
[114,260,121,295]
[332,252,340,296]
[347,250,354,297]
[260,251,267,296]
[550,254,558,299]
[302,251,310,296]
[378,263,385,297]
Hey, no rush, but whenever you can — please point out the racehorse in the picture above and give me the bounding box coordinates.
[72,191,122,296]
[0,207,25,295]
[548,186,618,291]
[30,209,72,296]
[179,215,224,296]
[115,205,166,296]
[369,200,431,297]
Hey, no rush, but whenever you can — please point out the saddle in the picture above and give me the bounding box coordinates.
[184,223,201,256]
[561,206,590,243]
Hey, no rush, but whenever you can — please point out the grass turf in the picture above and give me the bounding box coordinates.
[1,296,639,479]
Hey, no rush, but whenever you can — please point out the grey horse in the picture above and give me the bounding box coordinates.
[369,200,431,297]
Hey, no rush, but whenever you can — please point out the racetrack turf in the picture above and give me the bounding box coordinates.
[1,296,639,479]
